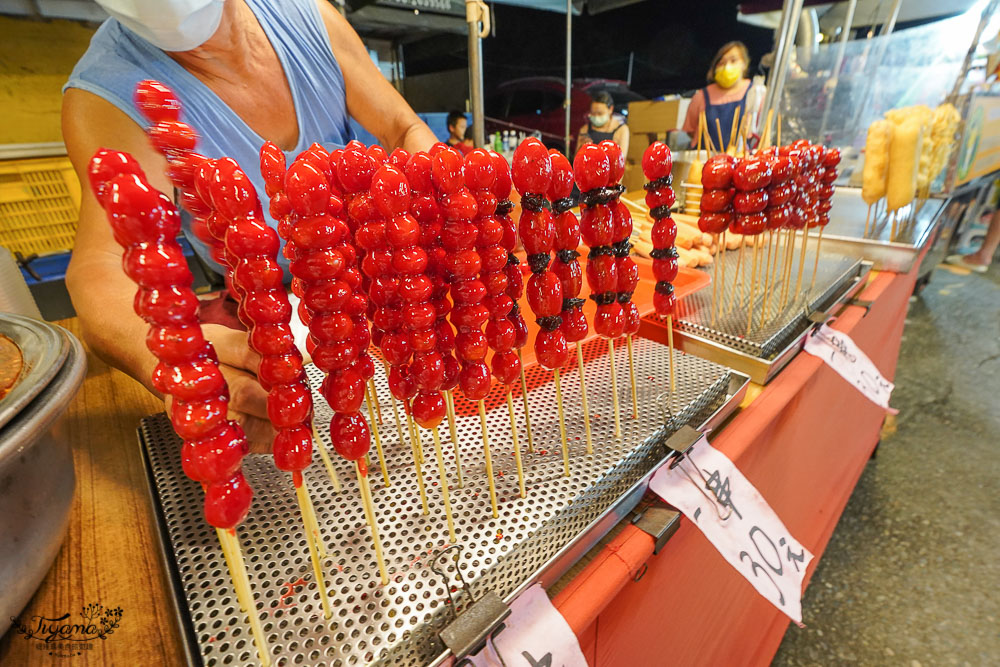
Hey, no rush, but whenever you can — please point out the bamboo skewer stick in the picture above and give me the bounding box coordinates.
[368,379,383,425]
[299,475,329,558]
[627,335,638,419]
[294,483,333,619]
[607,338,622,440]
[715,119,725,158]
[506,390,526,498]
[809,225,825,292]
[311,419,342,493]
[406,409,429,515]
[444,390,464,488]
[477,400,499,518]
[575,343,593,455]
[217,528,270,666]
[355,460,389,585]
[429,427,457,543]
[667,315,677,393]
[712,233,720,327]
[793,227,809,301]
[761,231,775,322]
[863,204,872,238]
[890,210,898,241]
[779,228,796,309]
[516,348,534,453]
[728,243,745,315]
[553,368,571,475]
[719,231,727,319]
[365,384,390,486]
[388,390,406,446]
[745,243,760,335]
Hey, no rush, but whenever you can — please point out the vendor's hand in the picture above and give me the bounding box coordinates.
[164,324,275,455]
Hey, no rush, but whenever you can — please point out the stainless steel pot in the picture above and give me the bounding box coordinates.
[0,313,86,636]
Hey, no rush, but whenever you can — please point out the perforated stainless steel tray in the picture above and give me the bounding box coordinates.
[138,337,748,666]
[645,243,871,385]
[808,187,944,273]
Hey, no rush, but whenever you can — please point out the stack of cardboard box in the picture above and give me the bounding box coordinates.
[623,99,689,193]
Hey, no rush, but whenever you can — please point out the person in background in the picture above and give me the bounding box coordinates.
[446,110,471,155]
[62,0,437,451]
[577,91,629,157]
[462,124,475,152]
[946,207,1000,273]
[683,41,753,152]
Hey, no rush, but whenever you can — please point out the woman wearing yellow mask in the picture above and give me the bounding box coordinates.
[682,41,753,151]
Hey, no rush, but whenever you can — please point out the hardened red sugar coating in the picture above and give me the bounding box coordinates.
[490,150,530,357]
[547,149,588,345]
[88,149,253,530]
[598,141,640,337]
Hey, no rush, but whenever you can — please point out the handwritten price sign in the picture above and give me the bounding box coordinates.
[803,323,896,412]
[650,436,813,624]
[459,584,587,667]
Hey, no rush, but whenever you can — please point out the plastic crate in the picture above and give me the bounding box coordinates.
[0,156,81,256]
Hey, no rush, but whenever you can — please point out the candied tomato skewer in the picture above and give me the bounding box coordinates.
[642,142,679,394]
[88,150,269,666]
[731,152,773,332]
[699,152,735,324]
[809,147,840,291]
[513,138,573,476]
[547,149,593,455]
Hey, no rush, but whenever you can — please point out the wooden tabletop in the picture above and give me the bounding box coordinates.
[0,318,185,666]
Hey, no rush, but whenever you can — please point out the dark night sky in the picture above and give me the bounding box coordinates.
[405,0,775,97]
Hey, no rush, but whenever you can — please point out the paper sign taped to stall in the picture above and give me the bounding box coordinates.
[457,584,587,667]
[649,436,813,624]
[803,323,897,412]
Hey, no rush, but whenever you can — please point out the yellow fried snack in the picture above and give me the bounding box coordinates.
[886,116,923,212]
[862,119,893,205]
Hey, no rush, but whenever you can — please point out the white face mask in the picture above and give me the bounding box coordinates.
[97,0,225,52]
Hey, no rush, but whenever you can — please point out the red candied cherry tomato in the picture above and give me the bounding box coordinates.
[404,303,436,331]
[451,277,487,306]
[412,390,446,429]
[88,150,144,204]
[381,331,413,367]
[489,150,513,198]
[733,156,773,191]
[612,202,633,242]
[653,255,679,284]
[435,319,455,352]
[770,156,794,184]
[411,351,445,391]
[641,142,673,181]
[645,187,675,212]
[291,247,345,282]
[733,190,769,215]
[385,213,421,249]
[554,211,581,250]
[440,353,461,390]
[505,263,523,300]
[534,328,568,370]
[512,138,553,194]
[181,421,246,483]
[147,324,205,364]
[594,302,624,339]
[652,217,678,248]
[148,120,198,156]
[354,353,376,381]
[552,259,582,299]
[285,160,329,217]
[482,270,509,299]
[135,285,199,325]
[767,181,794,207]
[397,274,433,303]
[171,393,228,440]
[479,245,509,274]
[547,150,575,201]
[441,189,478,222]
[203,472,254,529]
[323,368,366,413]
[310,311,354,342]
[527,272,563,317]
[616,257,639,293]
[259,141,286,194]
[312,341,359,372]
[736,212,767,236]
[273,424,313,472]
[105,175,176,245]
[444,248,482,281]
[519,208,556,255]
[463,148,496,192]
[599,141,625,184]
[701,155,735,189]
[391,246,428,275]
[580,205,614,247]
[459,360,492,400]
[303,279,350,312]
[291,214,345,250]
[259,351,305,387]
[485,317,516,352]
[330,412,371,461]
[432,148,466,195]
[697,212,731,235]
[267,382,312,429]
[700,188,733,214]
[242,289,292,326]
[817,199,833,214]
[585,254,618,294]
[337,148,377,194]
[622,301,640,336]
[388,364,416,401]
[226,215,280,260]
[509,310,529,348]
[491,349,521,385]
[440,218,477,252]
[452,304,490,331]
[653,286,676,317]
[233,257,283,292]
[766,205,792,229]
[817,183,835,200]
[162,359,226,402]
[134,80,182,123]
[249,323,294,356]
[572,143,611,193]
[371,164,411,218]
[822,148,842,168]
[366,144,388,164]
[404,152,434,192]
[561,306,588,343]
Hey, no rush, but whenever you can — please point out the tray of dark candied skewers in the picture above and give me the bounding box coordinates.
[640,139,871,386]
[110,80,750,667]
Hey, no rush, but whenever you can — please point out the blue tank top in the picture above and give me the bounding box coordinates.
[64,0,354,276]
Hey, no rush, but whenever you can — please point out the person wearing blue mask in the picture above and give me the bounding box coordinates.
[576,91,630,157]
[61,0,438,451]
[682,41,753,152]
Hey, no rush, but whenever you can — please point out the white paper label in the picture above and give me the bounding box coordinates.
[649,436,814,624]
[803,322,896,412]
[459,584,588,667]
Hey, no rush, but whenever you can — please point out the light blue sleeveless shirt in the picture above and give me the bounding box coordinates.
[64,0,354,276]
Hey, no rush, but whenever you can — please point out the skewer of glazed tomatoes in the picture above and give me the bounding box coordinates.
[810,147,840,291]
[573,143,623,441]
[88,151,270,665]
[699,153,735,326]
[548,149,593,454]
[731,152,771,334]
[642,142,679,394]
[513,138,573,476]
